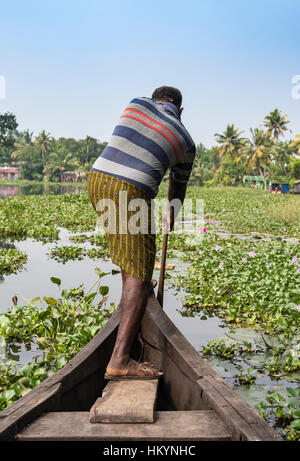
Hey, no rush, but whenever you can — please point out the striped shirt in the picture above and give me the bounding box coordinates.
[92,97,195,198]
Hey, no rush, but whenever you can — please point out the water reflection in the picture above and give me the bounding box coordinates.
[0,183,86,197]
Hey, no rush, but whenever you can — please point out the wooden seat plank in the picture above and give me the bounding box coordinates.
[17,410,232,441]
[89,379,159,423]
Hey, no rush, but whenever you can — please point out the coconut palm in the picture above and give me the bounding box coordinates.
[214,124,246,161]
[240,128,275,186]
[11,132,33,165]
[11,134,44,180]
[290,134,300,155]
[35,131,52,170]
[43,145,80,182]
[263,109,290,140]
[274,140,296,175]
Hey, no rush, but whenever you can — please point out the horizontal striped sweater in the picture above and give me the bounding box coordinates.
[92,97,195,198]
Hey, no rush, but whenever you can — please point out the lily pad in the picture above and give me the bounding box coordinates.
[226,327,273,347]
[207,356,241,378]
[235,383,287,408]
[244,355,266,370]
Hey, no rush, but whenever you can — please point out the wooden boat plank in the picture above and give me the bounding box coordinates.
[142,296,217,382]
[17,410,232,441]
[89,379,158,423]
[198,377,281,441]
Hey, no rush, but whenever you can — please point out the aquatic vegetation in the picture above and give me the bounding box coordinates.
[48,243,109,263]
[183,186,300,237]
[255,388,300,441]
[0,248,27,276]
[0,269,115,411]
[235,367,257,385]
[0,193,95,242]
[201,338,239,359]
[179,234,300,334]
[173,227,300,440]
[69,233,108,246]
[48,245,86,263]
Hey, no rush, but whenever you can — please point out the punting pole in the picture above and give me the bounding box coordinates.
[157,232,169,307]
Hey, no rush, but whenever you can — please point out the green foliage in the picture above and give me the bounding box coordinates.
[255,388,300,441]
[0,112,18,149]
[263,109,290,140]
[0,270,115,411]
[48,244,109,263]
[0,193,96,241]
[214,124,246,160]
[43,145,80,181]
[0,248,27,276]
[289,158,300,180]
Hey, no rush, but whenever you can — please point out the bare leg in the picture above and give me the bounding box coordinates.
[106,271,157,375]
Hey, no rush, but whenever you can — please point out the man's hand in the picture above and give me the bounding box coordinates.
[162,211,174,233]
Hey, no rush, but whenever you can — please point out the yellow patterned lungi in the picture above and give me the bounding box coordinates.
[87,170,156,282]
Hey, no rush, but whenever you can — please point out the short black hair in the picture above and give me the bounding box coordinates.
[152,86,182,109]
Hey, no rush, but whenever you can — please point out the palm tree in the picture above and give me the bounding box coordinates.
[11,133,32,166]
[290,134,300,155]
[274,140,296,175]
[241,128,275,186]
[263,109,290,140]
[43,145,80,182]
[35,131,52,170]
[214,124,246,161]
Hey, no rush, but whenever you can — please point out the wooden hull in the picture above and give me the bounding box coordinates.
[0,294,281,441]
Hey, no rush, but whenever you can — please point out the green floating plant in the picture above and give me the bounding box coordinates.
[0,268,116,411]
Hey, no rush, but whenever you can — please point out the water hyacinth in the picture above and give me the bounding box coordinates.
[215,245,222,252]
[242,257,248,263]
[292,257,298,265]
[249,251,256,257]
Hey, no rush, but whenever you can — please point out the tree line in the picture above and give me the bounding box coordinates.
[194,109,300,188]
[0,109,299,186]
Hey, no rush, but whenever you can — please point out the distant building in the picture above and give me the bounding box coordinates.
[0,166,20,180]
[294,180,300,194]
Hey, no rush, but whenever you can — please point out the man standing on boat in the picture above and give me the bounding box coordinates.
[88,86,195,379]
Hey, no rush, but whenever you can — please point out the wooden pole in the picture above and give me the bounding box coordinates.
[157,232,169,307]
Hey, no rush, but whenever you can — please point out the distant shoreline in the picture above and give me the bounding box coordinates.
[0,179,87,187]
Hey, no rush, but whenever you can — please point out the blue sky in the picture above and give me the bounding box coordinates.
[0,0,299,146]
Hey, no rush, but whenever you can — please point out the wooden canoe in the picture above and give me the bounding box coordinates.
[0,294,282,441]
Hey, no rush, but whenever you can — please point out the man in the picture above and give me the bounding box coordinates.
[88,86,195,379]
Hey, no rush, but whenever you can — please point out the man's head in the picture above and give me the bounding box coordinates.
[152,86,182,111]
